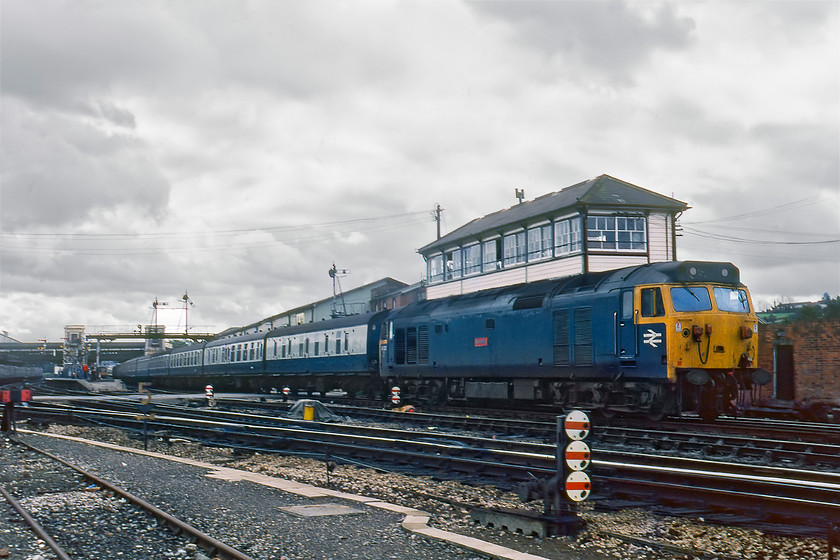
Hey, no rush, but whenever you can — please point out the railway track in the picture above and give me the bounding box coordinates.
[16,399,840,538]
[0,434,258,560]
[160,396,840,470]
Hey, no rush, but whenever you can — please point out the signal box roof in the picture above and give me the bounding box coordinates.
[419,174,688,254]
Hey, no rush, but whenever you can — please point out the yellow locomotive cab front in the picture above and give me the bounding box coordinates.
[634,281,768,418]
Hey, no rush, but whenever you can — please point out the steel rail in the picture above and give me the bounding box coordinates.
[20,402,840,490]
[18,403,840,527]
[0,484,73,560]
[24,401,840,485]
[202,398,840,462]
[9,437,259,560]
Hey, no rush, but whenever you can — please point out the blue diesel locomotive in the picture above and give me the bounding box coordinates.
[114,261,770,418]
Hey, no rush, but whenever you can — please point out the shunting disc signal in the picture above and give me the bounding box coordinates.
[564,440,591,471]
[565,471,591,502]
[564,410,590,440]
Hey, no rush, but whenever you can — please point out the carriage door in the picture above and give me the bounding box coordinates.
[618,289,636,365]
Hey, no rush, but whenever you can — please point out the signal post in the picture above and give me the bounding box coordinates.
[516,410,591,536]
[551,410,591,534]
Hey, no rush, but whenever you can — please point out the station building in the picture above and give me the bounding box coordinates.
[418,174,688,299]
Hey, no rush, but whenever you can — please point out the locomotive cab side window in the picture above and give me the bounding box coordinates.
[621,291,634,320]
[640,288,665,317]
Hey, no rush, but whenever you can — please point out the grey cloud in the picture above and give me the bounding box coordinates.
[467,0,695,84]
[651,97,739,145]
[96,101,137,129]
[1,98,170,230]
[2,0,404,103]
[750,123,840,192]
[0,1,209,111]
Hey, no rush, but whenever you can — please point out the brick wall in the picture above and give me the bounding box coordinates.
[758,320,840,402]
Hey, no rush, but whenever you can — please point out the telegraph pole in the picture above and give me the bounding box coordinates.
[434,203,443,240]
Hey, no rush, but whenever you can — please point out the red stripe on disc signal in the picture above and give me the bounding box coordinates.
[565,471,591,502]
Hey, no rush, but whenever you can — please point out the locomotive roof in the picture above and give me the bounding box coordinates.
[420,174,688,254]
[610,260,741,287]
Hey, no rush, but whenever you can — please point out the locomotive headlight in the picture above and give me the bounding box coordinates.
[739,326,753,339]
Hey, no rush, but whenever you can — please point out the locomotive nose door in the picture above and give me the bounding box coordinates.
[618,290,637,365]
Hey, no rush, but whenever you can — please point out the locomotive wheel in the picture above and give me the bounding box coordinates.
[647,391,675,421]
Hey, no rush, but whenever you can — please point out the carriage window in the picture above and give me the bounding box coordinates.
[641,288,665,317]
[314,341,319,356]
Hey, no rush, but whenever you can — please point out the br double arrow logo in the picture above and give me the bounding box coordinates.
[643,329,663,348]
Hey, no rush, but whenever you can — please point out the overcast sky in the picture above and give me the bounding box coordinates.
[2,0,838,342]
